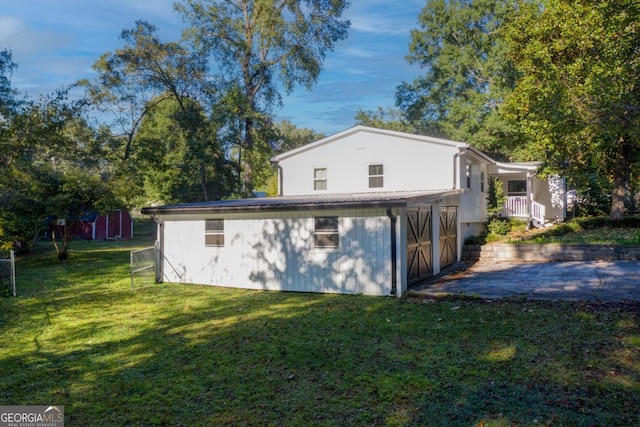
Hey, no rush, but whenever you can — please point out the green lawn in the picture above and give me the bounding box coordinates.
[1,227,639,426]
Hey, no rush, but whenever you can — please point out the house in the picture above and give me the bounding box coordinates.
[141,126,565,296]
[51,209,134,241]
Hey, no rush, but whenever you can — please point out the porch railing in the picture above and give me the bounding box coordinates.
[531,200,545,224]
[503,196,528,217]
[502,197,546,225]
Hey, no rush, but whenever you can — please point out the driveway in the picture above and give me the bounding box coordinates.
[412,260,640,301]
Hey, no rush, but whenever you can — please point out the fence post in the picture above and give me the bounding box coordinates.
[130,249,135,292]
[154,240,161,283]
[10,250,16,297]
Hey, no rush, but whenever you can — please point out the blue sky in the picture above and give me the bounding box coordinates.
[1,0,425,136]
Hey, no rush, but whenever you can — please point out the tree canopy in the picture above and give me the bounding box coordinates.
[175,0,350,196]
[396,0,526,159]
[503,0,640,218]
[0,53,119,257]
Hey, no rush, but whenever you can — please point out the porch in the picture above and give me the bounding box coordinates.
[488,161,565,228]
[502,196,546,227]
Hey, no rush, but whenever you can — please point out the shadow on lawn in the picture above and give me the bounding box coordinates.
[2,283,640,426]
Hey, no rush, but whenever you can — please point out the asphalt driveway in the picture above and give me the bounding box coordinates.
[412,260,640,301]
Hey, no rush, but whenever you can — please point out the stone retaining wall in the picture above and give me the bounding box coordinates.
[462,243,640,262]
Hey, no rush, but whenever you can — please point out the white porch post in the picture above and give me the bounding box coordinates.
[527,172,533,228]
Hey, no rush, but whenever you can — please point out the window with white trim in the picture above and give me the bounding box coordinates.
[507,180,527,196]
[314,168,327,191]
[314,217,339,248]
[368,164,384,188]
[205,219,224,247]
[481,171,485,193]
[466,163,472,189]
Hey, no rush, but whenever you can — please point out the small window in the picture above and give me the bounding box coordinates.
[205,219,224,247]
[314,217,339,248]
[480,171,485,193]
[369,164,384,188]
[507,180,527,196]
[466,163,472,189]
[314,168,327,191]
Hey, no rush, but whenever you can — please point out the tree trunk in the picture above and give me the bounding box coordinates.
[610,136,630,220]
[200,161,209,201]
[242,117,254,198]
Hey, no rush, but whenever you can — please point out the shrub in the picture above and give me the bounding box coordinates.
[577,216,640,229]
[487,217,511,235]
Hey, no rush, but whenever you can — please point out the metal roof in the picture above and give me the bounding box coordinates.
[141,189,464,215]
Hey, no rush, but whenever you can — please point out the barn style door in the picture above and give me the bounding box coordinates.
[406,207,433,284]
[439,207,458,269]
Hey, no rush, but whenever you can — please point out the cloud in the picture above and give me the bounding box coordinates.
[0,16,22,43]
[347,1,423,35]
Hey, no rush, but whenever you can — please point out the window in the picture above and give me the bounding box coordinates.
[466,163,472,189]
[507,180,527,196]
[368,164,384,188]
[480,171,485,193]
[205,219,224,247]
[314,217,339,248]
[314,168,327,191]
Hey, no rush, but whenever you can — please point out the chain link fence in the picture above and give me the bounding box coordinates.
[130,242,160,290]
[1,250,16,297]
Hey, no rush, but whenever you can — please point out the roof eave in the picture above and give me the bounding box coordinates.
[141,199,408,215]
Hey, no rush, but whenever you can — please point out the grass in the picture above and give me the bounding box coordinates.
[1,221,639,426]
[473,216,640,246]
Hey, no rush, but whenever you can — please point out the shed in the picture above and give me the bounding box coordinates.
[75,209,134,240]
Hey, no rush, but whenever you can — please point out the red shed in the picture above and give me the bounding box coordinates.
[75,209,134,240]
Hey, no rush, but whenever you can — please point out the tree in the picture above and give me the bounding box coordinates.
[354,107,419,134]
[82,21,229,202]
[273,119,324,152]
[135,96,237,203]
[175,0,350,196]
[0,48,18,115]
[0,91,121,258]
[396,0,526,158]
[504,0,640,219]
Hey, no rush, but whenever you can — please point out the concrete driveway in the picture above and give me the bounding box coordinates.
[412,260,640,301]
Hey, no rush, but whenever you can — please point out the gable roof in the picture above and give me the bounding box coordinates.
[271,125,469,163]
[271,125,541,174]
[141,189,464,216]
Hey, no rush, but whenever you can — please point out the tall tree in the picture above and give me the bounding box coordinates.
[396,0,525,158]
[82,21,226,202]
[504,0,640,219]
[175,0,350,196]
[136,96,237,203]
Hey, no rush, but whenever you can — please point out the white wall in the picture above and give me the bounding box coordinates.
[277,129,461,195]
[159,209,394,296]
[459,155,489,225]
[534,175,566,222]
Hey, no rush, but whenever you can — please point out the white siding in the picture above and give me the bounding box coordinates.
[277,129,461,195]
[534,175,567,222]
[160,209,393,296]
[459,154,490,234]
